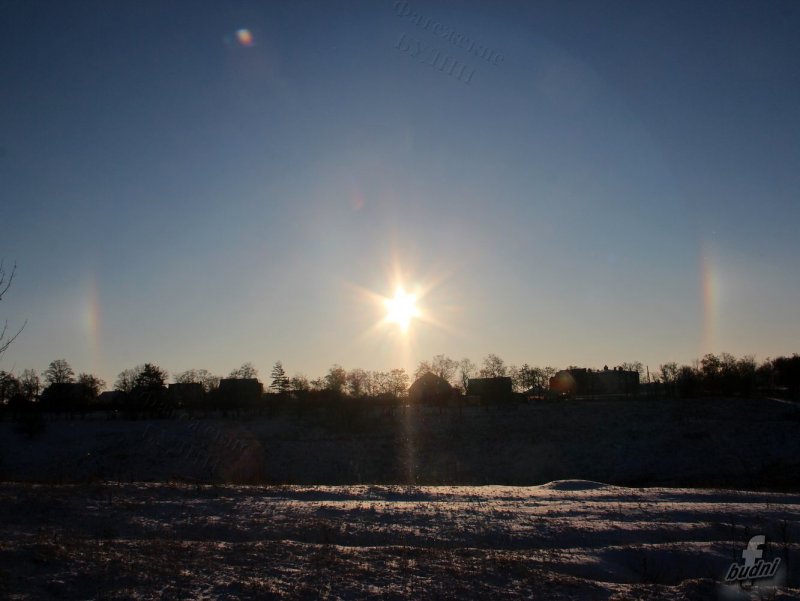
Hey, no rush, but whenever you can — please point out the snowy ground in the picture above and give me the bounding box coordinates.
[1,481,798,600]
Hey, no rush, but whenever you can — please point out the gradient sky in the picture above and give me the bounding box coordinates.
[2,0,799,386]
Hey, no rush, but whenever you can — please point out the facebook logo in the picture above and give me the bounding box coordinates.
[724,535,781,584]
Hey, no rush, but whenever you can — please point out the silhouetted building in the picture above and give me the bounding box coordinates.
[217,378,263,407]
[466,377,513,403]
[97,390,126,407]
[40,382,94,410]
[408,372,454,405]
[549,366,639,397]
[168,382,204,407]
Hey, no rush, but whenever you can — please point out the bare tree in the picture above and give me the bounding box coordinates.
[413,355,458,386]
[289,373,310,393]
[229,362,258,379]
[507,364,518,390]
[77,373,106,397]
[414,360,432,380]
[115,367,138,393]
[19,368,40,400]
[659,362,679,385]
[365,371,389,396]
[44,359,75,385]
[309,376,326,391]
[458,358,476,392]
[517,364,544,393]
[0,371,21,404]
[387,368,410,398]
[430,354,458,384]
[620,361,644,378]
[175,368,219,392]
[542,366,558,385]
[345,368,368,397]
[0,261,26,358]
[325,364,347,394]
[479,353,507,378]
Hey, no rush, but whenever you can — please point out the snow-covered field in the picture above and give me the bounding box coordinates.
[1,481,798,600]
[2,399,799,598]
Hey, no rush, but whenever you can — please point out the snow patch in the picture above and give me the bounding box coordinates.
[537,479,611,491]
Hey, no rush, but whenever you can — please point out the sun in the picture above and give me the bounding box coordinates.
[384,287,420,333]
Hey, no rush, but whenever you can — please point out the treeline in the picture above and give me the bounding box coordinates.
[1,352,799,417]
[654,353,800,399]
[0,353,555,414]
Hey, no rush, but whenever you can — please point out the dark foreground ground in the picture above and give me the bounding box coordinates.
[1,397,799,488]
[1,481,799,600]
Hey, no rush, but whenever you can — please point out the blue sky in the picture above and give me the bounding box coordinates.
[2,0,799,385]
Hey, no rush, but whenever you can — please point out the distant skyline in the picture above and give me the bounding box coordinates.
[2,1,799,386]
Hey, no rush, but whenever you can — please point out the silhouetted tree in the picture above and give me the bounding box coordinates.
[677,364,701,398]
[0,261,25,358]
[620,361,644,379]
[44,359,75,385]
[458,358,476,392]
[773,354,800,398]
[325,364,347,394]
[526,365,556,395]
[40,380,94,413]
[430,354,458,385]
[346,368,368,397]
[325,364,347,395]
[387,368,409,398]
[716,352,739,395]
[19,368,40,400]
[516,364,534,392]
[756,358,776,389]
[699,353,721,392]
[507,364,522,392]
[270,361,289,393]
[290,374,310,393]
[115,367,138,393]
[116,363,170,413]
[372,371,392,396]
[659,362,679,397]
[414,360,432,380]
[0,371,21,404]
[542,366,558,388]
[659,362,679,384]
[134,363,168,391]
[479,353,507,377]
[513,364,549,394]
[174,368,219,394]
[229,362,258,379]
[735,355,757,397]
[77,373,106,398]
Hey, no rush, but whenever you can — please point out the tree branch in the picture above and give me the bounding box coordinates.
[0,262,24,357]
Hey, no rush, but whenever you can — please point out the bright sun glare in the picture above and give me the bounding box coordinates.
[384,287,420,333]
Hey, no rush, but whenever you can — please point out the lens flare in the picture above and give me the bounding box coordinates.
[236,29,254,47]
